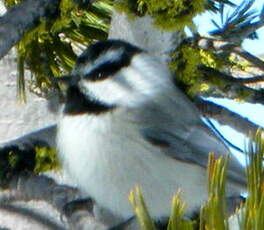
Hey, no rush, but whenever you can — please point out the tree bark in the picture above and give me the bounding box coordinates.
[195,98,264,137]
[0,0,60,59]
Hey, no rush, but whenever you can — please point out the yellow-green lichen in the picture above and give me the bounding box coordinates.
[114,0,140,19]
[115,0,207,31]
[34,147,60,173]
[228,53,251,72]
[200,153,229,230]
[170,44,224,95]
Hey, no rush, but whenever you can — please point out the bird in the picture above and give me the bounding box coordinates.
[56,39,246,225]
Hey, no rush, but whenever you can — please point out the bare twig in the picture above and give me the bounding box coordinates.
[193,37,264,72]
[0,173,109,230]
[198,65,264,84]
[230,46,264,72]
[195,98,264,137]
[1,174,80,211]
[198,65,264,105]
[230,75,264,84]
[0,203,66,230]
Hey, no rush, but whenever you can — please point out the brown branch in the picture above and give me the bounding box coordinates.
[195,98,264,137]
[0,173,108,230]
[232,75,264,84]
[192,37,264,72]
[1,174,80,211]
[204,69,264,84]
[198,65,264,84]
[198,65,264,105]
[0,203,66,230]
[198,65,241,83]
[229,46,264,72]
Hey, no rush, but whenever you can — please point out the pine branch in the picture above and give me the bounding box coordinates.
[206,0,236,13]
[195,98,264,137]
[209,0,264,43]
[198,65,264,105]
[193,36,264,71]
[200,68,264,84]
[0,203,66,230]
[0,174,79,210]
[230,46,264,72]
[0,0,60,59]
[229,75,264,84]
[0,173,107,230]
[0,173,78,229]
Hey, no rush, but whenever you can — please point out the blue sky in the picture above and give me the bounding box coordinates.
[195,0,264,55]
[194,0,264,163]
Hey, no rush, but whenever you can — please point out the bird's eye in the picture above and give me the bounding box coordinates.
[84,70,106,82]
[84,62,118,82]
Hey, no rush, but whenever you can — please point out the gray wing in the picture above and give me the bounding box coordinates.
[137,86,246,186]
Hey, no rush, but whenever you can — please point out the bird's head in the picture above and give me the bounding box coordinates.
[59,39,172,115]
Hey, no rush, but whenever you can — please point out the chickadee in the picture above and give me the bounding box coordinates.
[57,39,246,223]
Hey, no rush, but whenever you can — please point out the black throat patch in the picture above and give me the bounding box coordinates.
[63,85,116,115]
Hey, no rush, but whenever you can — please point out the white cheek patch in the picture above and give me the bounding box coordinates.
[131,54,172,87]
[80,79,130,105]
[119,67,157,104]
[120,54,172,97]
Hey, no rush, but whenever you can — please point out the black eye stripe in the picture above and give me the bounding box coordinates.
[77,39,143,82]
[84,60,128,81]
[84,48,143,81]
[77,39,143,65]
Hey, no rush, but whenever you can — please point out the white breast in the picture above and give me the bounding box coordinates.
[57,111,208,219]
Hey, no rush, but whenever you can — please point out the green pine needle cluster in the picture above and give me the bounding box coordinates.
[3,0,114,101]
[200,153,228,230]
[241,130,264,230]
[129,131,264,230]
[129,186,158,230]
[129,153,229,230]
[167,192,194,230]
